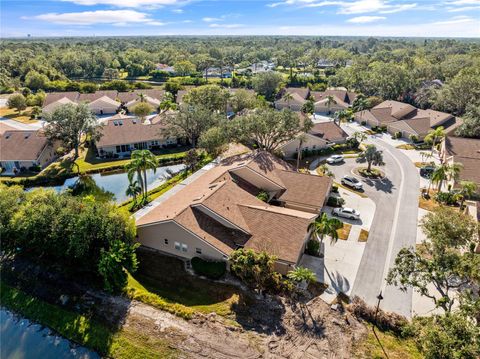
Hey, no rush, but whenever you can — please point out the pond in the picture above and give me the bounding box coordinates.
[0,308,100,359]
[27,164,185,203]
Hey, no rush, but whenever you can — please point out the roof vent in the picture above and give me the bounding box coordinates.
[24,134,30,139]
[119,120,123,126]
[5,134,10,139]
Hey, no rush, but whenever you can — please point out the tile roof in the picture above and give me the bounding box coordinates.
[96,116,168,148]
[137,151,330,263]
[42,97,77,113]
[77,91,118,103]
[43,92,79,106]
[444,136,480,185]
[0,126,49,161]
[308,122,348,141]
[310,89,357,106]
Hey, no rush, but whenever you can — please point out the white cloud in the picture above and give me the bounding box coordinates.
[347,15,386,23]
[208,23,244,28]
[60,0,187,7]
[447,0,480,4]
[268,0,417,14]
[432,15,476,25]
[171,8,184,13]
[202,17,223,22]
[447,5,480,11]
[25,9,161,25]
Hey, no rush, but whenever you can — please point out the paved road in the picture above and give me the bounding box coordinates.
[326,129,419,317]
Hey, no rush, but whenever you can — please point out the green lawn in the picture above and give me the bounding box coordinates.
[0,281,178,359]
[355,326,423,359]
[75,146,188,173]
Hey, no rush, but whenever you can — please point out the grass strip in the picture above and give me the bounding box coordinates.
[0,281,178,359]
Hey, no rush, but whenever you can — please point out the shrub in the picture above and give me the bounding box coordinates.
[306,239,320,256]
[361,121,367,126]
[327,196,345,207]
[409,134,419,143]
[435,191,460,206]
[331,184,339,193]
[394,131,402,139]
[191,257,226,280]
[28,165,41,172]
[349,296,408,336]
[256,190,269,202]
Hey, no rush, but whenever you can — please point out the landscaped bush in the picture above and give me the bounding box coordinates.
[191,257,226,280]
[394,131,402,139]
[28,165,41,173]
[331,184,339,193]
[327,196,345,207]
[435,191,460,206]
[361,121,367,126]
[305,239,320,256]
[349,296,408,336]
[358,167,383,178]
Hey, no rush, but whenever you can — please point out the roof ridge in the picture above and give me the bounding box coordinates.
[238,203,315,219]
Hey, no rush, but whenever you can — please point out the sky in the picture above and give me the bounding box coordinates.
[1,0,479,38]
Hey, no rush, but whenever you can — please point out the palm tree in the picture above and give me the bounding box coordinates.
[326,95,337,115]
[458,181,477,210]
[287,267,316,283]
[296,133,307,170]
[352,131,367,143]
[356,144,385,172]
[282,92,294,109]
[137,92,146,103]
[446,162,463,191]
[126,180,142,204]
[308,213,343,257]
[318,164,334,178]
[431,164,448,193]
[424,127,445,156]
[126,150,158,201]
[352,94,369,112]
[334,109,351,125]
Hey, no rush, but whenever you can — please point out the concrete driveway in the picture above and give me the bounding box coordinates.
[0,118,44,130]
[313,122,420,318]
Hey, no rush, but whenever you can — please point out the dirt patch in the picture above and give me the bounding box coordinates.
[358,229,369,242]
[2,255,368,358]
[337,223,352,240]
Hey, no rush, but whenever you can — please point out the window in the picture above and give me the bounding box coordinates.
[164,239,169,245]
[195,248,202,254]
[116,146,121,153]
[181,244,188,252]
[174,242,181,251]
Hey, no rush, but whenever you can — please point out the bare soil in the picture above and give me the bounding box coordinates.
[1,255,368,358]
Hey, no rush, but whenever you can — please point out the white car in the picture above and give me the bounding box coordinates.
[332,207,361,220]
[326,155,344,164]
[341,176,363,190]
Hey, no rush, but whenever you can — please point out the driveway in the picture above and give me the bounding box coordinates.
[0,118,44,130]
[315,124,420,318]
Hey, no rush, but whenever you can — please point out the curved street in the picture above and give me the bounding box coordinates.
[324,128,420,318]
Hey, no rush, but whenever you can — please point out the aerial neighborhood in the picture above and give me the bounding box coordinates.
[0,33,479,359]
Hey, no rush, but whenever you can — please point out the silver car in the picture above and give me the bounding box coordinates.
[341,176,363,190]
[332,207,361,220]
[326,154,344,164]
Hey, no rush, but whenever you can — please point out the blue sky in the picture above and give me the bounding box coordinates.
[1,0,479,38]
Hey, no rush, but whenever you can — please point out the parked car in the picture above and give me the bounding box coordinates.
[332,207,361,220]
[326,155,344,164]
[420,165,435,178]
[341,176,363,190]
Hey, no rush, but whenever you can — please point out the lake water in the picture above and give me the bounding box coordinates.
[0,308,100,359]
[27,164,186,203]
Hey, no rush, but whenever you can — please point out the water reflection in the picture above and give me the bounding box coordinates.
[0,308,100,359]
[27,164,185,203]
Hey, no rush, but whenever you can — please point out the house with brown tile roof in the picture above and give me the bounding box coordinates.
[136,151,332,274]
[310,89,357,114]
[274,87,310,111]
[0,123,59,175]
[43,91,80,106]
[279,121,348,158]
[42,97,77,114]
[355,100,459,140]
[77,90,118,103]
[441,136,480,192]
[95,114,176,158]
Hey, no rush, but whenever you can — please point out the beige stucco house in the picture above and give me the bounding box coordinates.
[0,123,58,175]
[135,151,332,274]
[280,121,348,158]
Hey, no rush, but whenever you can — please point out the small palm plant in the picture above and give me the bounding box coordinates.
[282,92,294,109]
[356,144,385,172]
[308,213,343,257]
[424,126,445,156]
[126,180,142,205]
[287,266,316,283]
[458,181,477,210]
[326,95,337,115]
[431,164,448,193]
